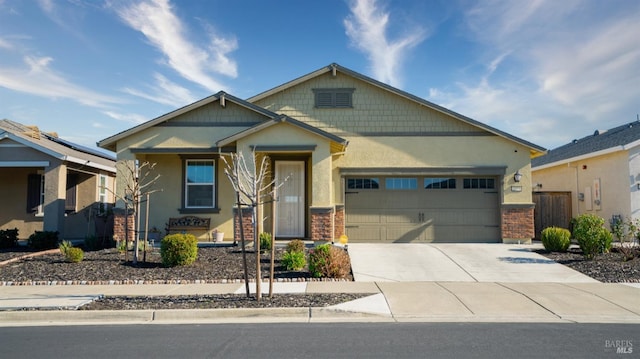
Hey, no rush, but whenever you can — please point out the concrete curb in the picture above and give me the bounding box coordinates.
[0,307,394,327]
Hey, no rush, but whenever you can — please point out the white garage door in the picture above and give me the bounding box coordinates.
[345,176,500,242]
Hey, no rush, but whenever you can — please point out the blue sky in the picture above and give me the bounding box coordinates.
[1,0,639,154]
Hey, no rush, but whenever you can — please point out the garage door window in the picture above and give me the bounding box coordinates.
[385,178,417,190]
[463,178,495,189]
[424,178,456,189]
[347,178,379,189]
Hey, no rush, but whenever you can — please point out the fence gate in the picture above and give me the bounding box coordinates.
[532,192,572,239]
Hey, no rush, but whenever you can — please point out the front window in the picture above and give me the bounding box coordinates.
[186,160,215,208]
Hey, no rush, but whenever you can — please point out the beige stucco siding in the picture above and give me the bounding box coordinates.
[339,135,533,204]
[0,167,42,239]
[532,150,632,225]
[234,122,333,207]
[254,72,482,135]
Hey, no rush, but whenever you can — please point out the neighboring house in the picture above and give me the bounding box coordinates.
[98,63,545,244]
[0,119,117,241]
[532,120,640,234]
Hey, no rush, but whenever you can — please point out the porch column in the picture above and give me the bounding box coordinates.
[43,162,66,239]
[310,143,333,241]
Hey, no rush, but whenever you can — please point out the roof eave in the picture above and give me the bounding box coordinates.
[98,92,281,151]
[532,145,624,171]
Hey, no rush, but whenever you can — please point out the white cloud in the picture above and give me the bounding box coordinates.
[102,111,147,124]
[122,73,197,107]
[0,55,122,107]
[344,0,426,87]
[429,0,640,149]
[0,37,12,49]
[114,0,237,92]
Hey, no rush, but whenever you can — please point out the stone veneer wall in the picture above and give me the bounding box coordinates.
[233,207,254,244]
[501,205,535,243]
[310,207,334,242]
[113,208,135,243]
[334,205,345,239]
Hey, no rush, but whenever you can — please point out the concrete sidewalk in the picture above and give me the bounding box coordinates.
[1,281,639,325]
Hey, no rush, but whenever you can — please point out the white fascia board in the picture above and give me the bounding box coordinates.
[0,161,50,167]
[65,155,116,173]
[532,146,623,171]
[623,139,640,150]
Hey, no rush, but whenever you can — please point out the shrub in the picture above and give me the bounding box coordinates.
[160,234,198,267]
[572,214,613,260]
[58,240,73,256]
[541,227,571,252]
[308,243,351,278]
[259,232,272,251]
[286,239,305,253]
[27,231,59,250]
[281,250,307,271]
[610,216,639,261]
[0,228,19,249]
[65,247,84,263]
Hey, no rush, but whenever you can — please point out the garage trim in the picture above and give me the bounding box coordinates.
[340,166,507,176]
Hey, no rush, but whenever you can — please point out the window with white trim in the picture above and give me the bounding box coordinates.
[185,160,215,208]
[98,174,108,203]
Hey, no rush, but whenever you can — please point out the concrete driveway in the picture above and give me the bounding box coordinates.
[347,243,598,283]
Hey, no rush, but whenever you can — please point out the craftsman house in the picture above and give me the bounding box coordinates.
[0,119,116,241]
[98,63,545,244]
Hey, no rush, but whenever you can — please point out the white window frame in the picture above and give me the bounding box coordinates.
[185,159,215,208]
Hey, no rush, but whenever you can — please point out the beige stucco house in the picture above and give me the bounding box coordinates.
[98,63,546,244]
[0,119,116,241]
[532,120,640,229]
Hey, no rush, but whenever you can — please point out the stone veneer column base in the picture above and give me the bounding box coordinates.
[113,207,135,243]
[310,207,334,242]
[501,204,535,244]
[233,207,254,245]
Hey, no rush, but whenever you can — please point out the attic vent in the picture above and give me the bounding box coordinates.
[594,130,599,136]
[313,88,355,108]
[572,139,578,144]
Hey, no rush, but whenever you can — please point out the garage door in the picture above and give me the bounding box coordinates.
[345,176,500,242]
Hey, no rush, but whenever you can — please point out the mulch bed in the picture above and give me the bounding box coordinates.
[0,245,362,310]
[534,246,640,283]
[0,245,352,284]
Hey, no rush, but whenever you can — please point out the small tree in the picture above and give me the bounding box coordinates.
[111,160,161,265]
[223,150,283,300]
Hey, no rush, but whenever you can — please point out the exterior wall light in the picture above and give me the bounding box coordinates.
[514,170,523,183]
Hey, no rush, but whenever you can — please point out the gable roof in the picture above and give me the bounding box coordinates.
[216,115,348,151]
[248,63,547,156]
[97,91,280,152]
[0,119,116,172]
[532,120,640,169]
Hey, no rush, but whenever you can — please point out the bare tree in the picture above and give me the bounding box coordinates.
[113,160,161,265]
[222,150,282,301]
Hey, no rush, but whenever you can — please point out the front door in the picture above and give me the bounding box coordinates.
[275,161,305,237]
